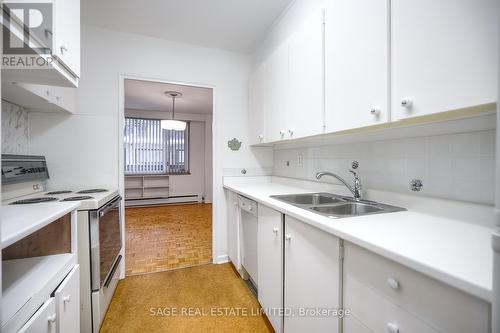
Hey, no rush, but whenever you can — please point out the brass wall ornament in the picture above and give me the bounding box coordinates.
[228,138,242,151]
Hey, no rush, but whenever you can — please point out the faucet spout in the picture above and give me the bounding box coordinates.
[316,171,362,200]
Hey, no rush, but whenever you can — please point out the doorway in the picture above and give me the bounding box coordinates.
[120,78,213,276]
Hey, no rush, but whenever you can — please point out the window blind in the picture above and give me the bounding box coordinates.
[124,118,189,174]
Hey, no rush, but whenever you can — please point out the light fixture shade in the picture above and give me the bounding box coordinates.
[161,119,187,131]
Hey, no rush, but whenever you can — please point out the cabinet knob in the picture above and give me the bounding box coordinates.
[272,227,279,233]
[285,234,292,241]
[258,134,264,141]
[387,322,399,333]
[63,294,71,303]
[288,128,295,136]
[46,90,51,96]
[279,130,286,138]
[47,313,57,324]
[401,98,413,108]
[60,45,68,54]
[387,277,400,290]
[370,108,381,116]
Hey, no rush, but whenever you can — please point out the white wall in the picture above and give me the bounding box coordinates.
[29,24,273,265]
[125,109,212,202]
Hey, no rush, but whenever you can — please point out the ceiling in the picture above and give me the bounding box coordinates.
[124,79,213,114]
[81,0,293,53]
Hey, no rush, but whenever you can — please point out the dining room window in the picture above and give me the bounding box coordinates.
[124,117,189,174]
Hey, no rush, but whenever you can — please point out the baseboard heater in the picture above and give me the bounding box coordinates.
[125,194,201,207]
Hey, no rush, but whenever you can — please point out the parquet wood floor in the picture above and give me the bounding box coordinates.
[125,203,212,276]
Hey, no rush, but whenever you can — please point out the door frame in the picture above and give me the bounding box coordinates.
[117,73,216,278]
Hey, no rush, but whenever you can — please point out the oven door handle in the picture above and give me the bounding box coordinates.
[104,255,122,288]
[99,196,122,217]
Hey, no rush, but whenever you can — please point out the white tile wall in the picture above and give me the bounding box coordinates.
[1,101,29,155]
[273,130,496,204]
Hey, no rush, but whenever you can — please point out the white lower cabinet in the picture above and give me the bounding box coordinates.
[54,265,80,333]
[226,190,241,270]
[284,215,340,333]
[257,205,283,333]
[18,298,57,333]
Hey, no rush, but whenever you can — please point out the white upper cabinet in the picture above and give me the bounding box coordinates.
[325,0,389,132]
[53,0,81,78]
[392,0,499,120]
[248,62,267,145]
[288,9,325,139]
[265,41,290,143]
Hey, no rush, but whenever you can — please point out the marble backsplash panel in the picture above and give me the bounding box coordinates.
[2,101,29,154]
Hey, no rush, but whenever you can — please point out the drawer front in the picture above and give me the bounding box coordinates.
[345,274,439,333]
[238,195,257,214]
[54,265,80,333]
[18,298,57,333]
[344,242,490,333]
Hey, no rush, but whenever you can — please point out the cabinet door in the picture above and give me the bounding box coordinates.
[392,0,499,119]
[265,41,289,143]
[284,216,340,333]
[54,265,80,333]
[18,298,57,333]
[257,205,283,333]
[226,190,241,270]
[54,0,80,77]
[288,9,325,139]
[325,0,388,132]
[248,62,267,145]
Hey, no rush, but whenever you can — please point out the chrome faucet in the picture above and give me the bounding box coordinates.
[316,170,362,201]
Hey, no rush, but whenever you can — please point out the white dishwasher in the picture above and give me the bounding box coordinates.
[238,195,258,289]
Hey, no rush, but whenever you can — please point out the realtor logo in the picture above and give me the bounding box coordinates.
[2,2,54,68]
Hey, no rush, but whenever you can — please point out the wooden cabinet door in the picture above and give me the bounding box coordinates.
[265,41,289,143]
[18,298,57,333]
[284,216,340,333]
[392,0,499,119]
[54,0,80,77]
[257,205,283,333]
[325,0,389,132]
[248,62,267,145]
[288,9,325,140]
[54,265,80,333]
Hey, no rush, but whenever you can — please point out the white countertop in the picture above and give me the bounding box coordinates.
[224,176,494,302]
[1,202,80,248]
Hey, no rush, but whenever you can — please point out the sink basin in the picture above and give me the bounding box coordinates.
[271,193,346,205]
[310,203,384,216]
[270,192,406,219]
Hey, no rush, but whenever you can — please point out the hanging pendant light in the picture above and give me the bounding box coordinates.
[161,91,186,130]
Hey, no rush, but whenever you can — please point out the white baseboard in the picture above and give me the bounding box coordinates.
[214,254,229,264]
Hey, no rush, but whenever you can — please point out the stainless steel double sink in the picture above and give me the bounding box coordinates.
[270,193,406,219]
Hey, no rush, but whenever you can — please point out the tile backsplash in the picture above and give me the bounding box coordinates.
[1,101,29,154]
[273,130,495,205]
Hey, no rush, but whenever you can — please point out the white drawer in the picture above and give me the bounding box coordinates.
[345,274,439,333]
[18,298,57,333]
[344,242,490,333]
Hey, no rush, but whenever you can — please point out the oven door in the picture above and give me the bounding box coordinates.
[90,196,122,291]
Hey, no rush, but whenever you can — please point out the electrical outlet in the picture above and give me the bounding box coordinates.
[297,153,303,167]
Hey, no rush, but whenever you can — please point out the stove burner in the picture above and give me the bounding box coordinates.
[77,189,107,194]
[46,190,73,195]
[11,197,58,205]
[61,196,94,201]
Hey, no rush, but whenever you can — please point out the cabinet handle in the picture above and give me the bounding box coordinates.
[46,90,51,96]
[47,313,57,324]
[401,98,413,108]
[285,234,292,241]
[279,129,286,138]
[272,227,279,233]
[63,294,71,303]
[288,128,295,136]
[387,277,400,290]
[60,45,68,54]
[370,108,381,116]
[387,322,399,333]
[258,134,264,141]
